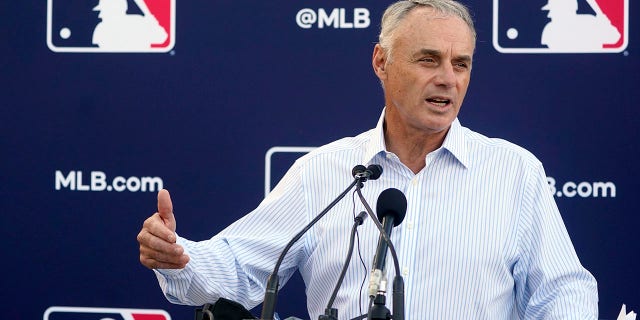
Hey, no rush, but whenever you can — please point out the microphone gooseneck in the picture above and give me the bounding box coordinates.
[322,211,368,320]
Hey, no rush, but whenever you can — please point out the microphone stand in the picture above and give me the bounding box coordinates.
[260,166,379,320]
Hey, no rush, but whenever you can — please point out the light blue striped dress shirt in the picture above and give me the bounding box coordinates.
[155,111,598,319]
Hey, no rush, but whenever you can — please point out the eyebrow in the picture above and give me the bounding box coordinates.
[414,48,473,64]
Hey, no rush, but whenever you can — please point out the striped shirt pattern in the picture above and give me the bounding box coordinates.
[156,111,598,319]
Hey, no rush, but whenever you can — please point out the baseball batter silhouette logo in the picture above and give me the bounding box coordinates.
[493,0,628,53]
[47,0,175,53]
[43,306,171,320]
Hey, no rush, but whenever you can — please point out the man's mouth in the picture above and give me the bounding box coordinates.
[426,97,451,107]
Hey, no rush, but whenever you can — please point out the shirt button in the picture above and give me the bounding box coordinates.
[402,267,409,276]
[407,221,414,230]
[412,178,418,186]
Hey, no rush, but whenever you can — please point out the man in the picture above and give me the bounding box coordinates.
[137,0,598,318]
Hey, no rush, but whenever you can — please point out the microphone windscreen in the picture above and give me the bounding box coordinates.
[352,165,367,178]
[366,164,383,180]
[376,188,407,226]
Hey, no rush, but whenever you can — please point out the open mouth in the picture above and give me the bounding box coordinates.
[426,97,451,107]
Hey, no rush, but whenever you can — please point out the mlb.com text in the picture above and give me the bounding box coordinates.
[547,177,616,198]
[53,170,615,198]
[55,170,163,192]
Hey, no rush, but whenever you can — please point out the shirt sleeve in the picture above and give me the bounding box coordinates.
[513,162,599,319]
[154,158,310,310]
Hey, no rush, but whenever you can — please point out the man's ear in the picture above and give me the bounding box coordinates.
[372,44,388,80]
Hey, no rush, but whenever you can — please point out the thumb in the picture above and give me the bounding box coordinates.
[157,189,176,231]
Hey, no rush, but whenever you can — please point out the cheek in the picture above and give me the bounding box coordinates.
[390,70,420,91]
[457,76,471,93]
[386,71,408,95]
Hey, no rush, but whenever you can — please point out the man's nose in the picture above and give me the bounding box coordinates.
[434,63,457,88]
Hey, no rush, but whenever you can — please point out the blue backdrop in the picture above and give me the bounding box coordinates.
[1,0,637,319]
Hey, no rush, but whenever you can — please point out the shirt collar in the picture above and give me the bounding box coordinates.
[362,108,470,169]
[441,118,470,169]
[362,109,388,165]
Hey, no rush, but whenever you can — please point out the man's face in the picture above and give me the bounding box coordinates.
[373,7,475,137]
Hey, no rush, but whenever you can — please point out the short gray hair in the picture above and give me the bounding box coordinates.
[378,0,476,55]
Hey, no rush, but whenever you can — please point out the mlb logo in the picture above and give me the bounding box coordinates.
[47,0,175,53]
[492,0,628,53]
[265,146,316,196]
[44,306,171,320]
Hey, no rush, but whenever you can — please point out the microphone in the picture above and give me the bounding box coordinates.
[356,188,406,320]
[368,188,406,297]
[354,164,383,181]
[260,165,383,320]
[321,211,368,320]
[352,165,366,177]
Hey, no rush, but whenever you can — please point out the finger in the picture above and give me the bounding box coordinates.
[157,189,176,231]
[140,246,188,263]
[139,250,190,269]
[137,226,178,252]
[139,241,190,264]
[143,213,176,243]
[138,232,190,268]
[141,259,190,270]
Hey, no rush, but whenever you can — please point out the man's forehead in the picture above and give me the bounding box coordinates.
[395,8,475,53]
[402,7,472,33]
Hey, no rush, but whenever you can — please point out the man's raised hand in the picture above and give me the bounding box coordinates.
[137,189,190,269]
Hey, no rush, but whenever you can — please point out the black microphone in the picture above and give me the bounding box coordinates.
[365,164,383,180]
[354,164,383,181]
[352,187,406,320]
[368,188,406,297]
[260,165,383,320]
[352,165,367,177]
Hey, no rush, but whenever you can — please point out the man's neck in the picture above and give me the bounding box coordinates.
[384,125,449,174]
